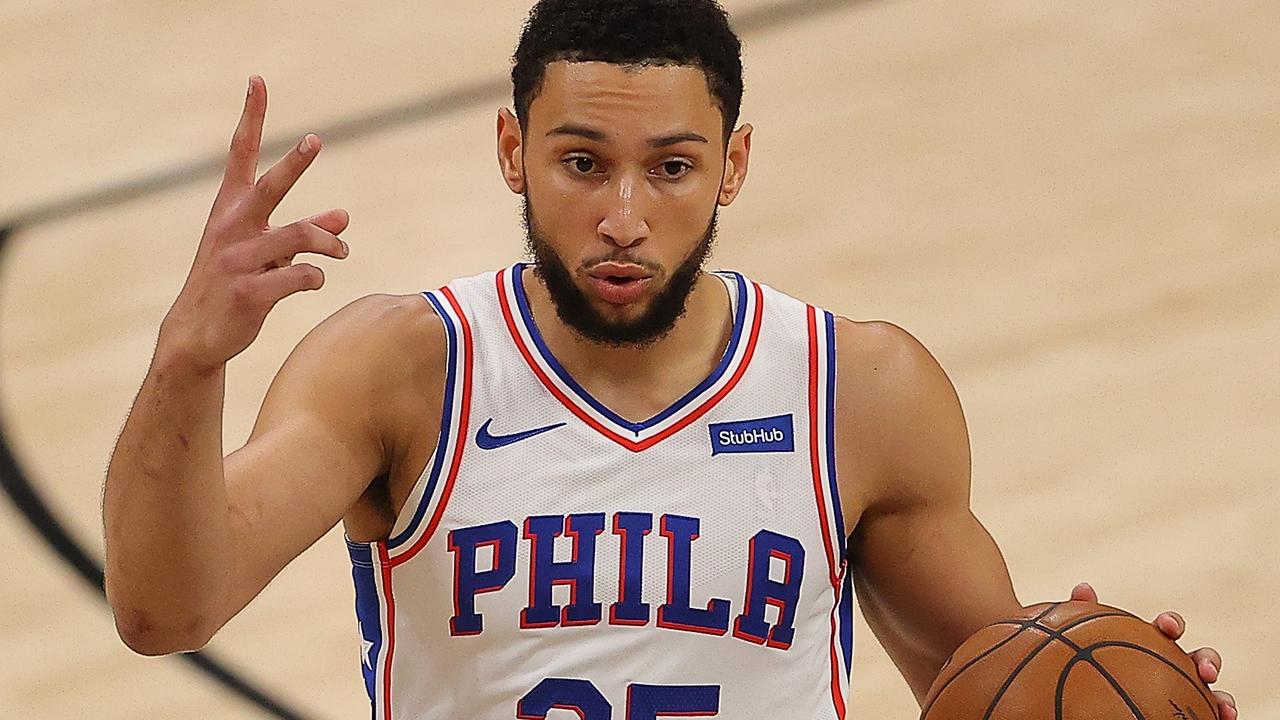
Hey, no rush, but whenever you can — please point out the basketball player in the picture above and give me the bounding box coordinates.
[101,1,1238,718]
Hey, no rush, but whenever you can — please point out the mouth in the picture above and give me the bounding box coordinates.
[584,262,655,306]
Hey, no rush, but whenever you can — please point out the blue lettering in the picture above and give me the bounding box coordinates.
[520,513,606,628]
[448,520,518,636]
[732,530,805,649]
[656,514,731,635]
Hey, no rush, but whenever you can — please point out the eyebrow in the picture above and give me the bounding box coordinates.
[546,124,709,147]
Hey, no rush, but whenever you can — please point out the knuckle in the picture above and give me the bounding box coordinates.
[217,245,248,273]
[289,227,316,253]
[253,174,277,197]
[228,277,261,308]
[300,265,325,289]
[265,224,300,248]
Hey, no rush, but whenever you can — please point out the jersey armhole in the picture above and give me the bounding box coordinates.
[377,287,474,558]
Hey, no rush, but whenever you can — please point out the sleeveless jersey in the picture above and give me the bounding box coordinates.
[346,264,854,720]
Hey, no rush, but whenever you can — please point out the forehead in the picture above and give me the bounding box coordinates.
[527,61,722,140]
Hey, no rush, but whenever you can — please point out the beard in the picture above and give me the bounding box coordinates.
[523,196,717,348]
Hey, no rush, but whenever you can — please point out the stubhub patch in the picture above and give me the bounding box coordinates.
[709,414,795,455]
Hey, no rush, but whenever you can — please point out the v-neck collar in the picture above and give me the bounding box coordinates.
[495,263,764,452]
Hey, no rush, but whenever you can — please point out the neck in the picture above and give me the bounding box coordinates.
[522,268,733,421]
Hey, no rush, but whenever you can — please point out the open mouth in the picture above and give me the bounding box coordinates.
[584,264,654,305]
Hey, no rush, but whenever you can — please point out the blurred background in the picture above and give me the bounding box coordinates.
[1,0,1276,717]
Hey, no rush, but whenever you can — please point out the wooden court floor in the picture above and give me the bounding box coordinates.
[1,1,1276,717]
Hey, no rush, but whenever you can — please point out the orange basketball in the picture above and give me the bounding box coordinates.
[921,601,1218,720]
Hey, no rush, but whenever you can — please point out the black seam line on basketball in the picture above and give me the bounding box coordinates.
[1054,655,1074,720]
[919,603,1061,718]
[0,226,314,719]
[985,610,1132,636]
[978,611,1133,720]
[0,0,865,230]
[1077,641,1218,714]
[1055,650,1149,720]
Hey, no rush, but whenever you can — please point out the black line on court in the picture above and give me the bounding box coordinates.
[0,225,312,720]
[0,1,864,717]
[0,0,863,231]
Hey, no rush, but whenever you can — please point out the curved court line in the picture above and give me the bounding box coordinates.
[0,1,867,717]
[0,225,313,719]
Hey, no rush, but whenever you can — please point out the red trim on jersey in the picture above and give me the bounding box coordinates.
[377,543,397,720]
[496,269,764,452]
[807,306,841,589]
[389,286,474,567]
[809,305,847,717]
[828,608,847,719]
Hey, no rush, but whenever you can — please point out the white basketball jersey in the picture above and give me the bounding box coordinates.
[347,264,853,720]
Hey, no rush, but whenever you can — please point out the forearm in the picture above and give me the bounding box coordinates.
[855,575,951,702]
[853,508,1022,703]
[103,338,232,654]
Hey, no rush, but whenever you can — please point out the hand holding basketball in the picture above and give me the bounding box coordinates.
[1071,583,1239,720]
[159,75,350,373]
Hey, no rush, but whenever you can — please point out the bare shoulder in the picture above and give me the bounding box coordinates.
[831,318,972,517]
[255,292,448,442]
[831,319,958,407]
[305,292,445,361]
[291,293,446,387]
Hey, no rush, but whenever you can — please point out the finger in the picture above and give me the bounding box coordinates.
[238,222,348,270]
[250,133,322,221]
[307,208,350,236]
[1214,690,1237,720]
[1153,611,1185,639]
[1070,583,1098,603]
[219,76,267,198]
[1191,647,1223,682]
[256,263,326,304]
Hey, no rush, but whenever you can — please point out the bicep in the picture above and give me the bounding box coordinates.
[221,405,380,614]
[214,294,437,627]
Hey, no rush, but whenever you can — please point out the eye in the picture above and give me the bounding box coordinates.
[655,160,693,180]
[564,156,598,175]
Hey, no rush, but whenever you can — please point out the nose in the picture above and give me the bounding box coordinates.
[596,173,651,248]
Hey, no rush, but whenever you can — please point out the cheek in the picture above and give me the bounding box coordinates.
[662,182,720,227]
[529,171,588,226]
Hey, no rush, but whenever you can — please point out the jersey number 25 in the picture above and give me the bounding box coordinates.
[517,678,720,719]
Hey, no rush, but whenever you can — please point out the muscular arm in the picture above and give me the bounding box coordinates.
[103,293,442,654]
[834,319,1022,703]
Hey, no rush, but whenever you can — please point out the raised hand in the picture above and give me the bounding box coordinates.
[1071,583,1238,720]
[159,76,350,374]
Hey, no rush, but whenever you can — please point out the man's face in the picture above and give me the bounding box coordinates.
[507,61,743,346]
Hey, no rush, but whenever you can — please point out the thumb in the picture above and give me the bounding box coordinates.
[1071,582,1099,603]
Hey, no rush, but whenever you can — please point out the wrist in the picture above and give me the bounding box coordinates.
[154,321,224,381]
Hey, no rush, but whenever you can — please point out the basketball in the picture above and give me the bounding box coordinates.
[921,601,1218,720]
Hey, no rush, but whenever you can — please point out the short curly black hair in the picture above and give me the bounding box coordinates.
[512,0,744,142]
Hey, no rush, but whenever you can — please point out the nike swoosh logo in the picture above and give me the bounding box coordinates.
[475,419,566,450]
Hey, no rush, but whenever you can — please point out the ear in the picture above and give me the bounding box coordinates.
[497,108,526,194]
[718,123,753,206]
